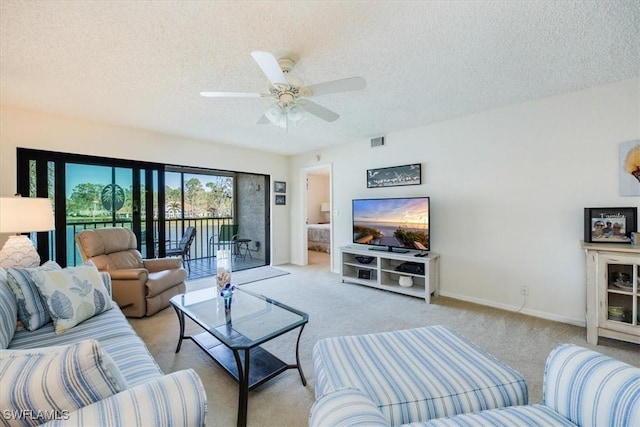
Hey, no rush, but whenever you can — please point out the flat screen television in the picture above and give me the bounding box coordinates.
[352,197,430,253]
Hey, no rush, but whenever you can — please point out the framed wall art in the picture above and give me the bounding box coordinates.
[274,181,287,193]
[275,194,286,205]
[367,163,421,188]
[584,207,638,243]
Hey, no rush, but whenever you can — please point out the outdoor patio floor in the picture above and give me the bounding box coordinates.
[185,256,266,280]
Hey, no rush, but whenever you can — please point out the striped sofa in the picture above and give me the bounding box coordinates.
[1,269,207,426]
[310,326,640,427]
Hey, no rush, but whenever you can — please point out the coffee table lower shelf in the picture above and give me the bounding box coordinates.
[190,331,291,390]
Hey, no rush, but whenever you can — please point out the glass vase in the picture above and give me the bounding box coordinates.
[216,250,232,291]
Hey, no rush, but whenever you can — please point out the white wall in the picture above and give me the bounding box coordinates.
[307,174,330,224]
[290,78,640,326]
[0,106,291,265]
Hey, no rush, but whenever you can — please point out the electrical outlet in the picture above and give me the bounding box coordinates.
[520,285,529,296]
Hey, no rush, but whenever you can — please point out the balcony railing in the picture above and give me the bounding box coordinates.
[64,217,235,266]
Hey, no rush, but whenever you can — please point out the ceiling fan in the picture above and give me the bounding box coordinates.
[200,51,366,129]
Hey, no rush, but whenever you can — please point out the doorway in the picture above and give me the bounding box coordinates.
[303,165,332,270]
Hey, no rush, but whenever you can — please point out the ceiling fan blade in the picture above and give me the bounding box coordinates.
[306,76,366,97]
[257,114,270,124]
[251,51,287,85]
[303,100,340,122]
[200,91,262,98]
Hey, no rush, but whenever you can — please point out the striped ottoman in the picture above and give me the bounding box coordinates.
[313,325,527,426]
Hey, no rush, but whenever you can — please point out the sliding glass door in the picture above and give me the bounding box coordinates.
[17,149,162,267]
[162,167,269,273]
[65,164,142,265]
[16,148,270,274]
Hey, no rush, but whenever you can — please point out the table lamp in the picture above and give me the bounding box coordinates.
[0,196,55,268]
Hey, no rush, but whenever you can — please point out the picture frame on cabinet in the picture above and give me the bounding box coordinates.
[584,207,638,244]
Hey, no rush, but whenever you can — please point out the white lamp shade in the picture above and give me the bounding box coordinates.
[0,197,55,233]
[0,197,54,269]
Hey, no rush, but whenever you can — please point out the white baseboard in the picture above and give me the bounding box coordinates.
[438,291,586,328]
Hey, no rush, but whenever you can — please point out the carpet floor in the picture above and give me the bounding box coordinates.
[129,251,639,427]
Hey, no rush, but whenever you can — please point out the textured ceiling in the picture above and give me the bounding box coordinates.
[1,1,639,155]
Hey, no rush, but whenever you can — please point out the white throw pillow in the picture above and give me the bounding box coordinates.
[31,265,112,334]
[0,339,127,427]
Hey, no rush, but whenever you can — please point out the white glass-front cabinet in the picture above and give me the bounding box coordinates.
[582,242,640,345]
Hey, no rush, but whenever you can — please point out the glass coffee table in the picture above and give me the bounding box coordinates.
[170,287,308,427]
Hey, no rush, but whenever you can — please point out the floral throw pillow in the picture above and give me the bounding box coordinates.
[31,265,112,334]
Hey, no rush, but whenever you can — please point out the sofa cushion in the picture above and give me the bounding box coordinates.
[0,339,127,427]
[76,227,137,258]
[0,267,18,349]
[416,404,577,426]
[37,370,207,427]
[75,228,144,270]
[9,305,164,387]
[6,261,62,331]
[31,265,112,334]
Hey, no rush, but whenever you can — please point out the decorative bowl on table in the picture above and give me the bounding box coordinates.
[355,256,374,264]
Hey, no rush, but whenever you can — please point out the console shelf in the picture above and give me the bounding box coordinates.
[340,245,440,303]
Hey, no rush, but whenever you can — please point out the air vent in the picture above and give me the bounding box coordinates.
[371,136,385,147]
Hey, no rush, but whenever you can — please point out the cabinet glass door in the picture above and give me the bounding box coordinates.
[605,258,638,327]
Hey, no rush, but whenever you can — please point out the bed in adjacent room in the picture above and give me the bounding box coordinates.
[307,223,331,253]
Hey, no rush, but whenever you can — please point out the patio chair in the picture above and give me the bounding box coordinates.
[209,224,238,256]
[166,226,197,274]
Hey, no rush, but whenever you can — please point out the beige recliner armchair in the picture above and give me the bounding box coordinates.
[76,227,187,318]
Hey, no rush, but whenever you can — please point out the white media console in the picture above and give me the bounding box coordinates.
[340,245,440,303]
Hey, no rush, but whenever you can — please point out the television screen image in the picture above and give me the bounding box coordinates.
[352,197,430,252]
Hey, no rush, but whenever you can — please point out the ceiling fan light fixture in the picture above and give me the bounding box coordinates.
[265,102,306,129]
[265,103,286,127]
[287,103,305,122]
